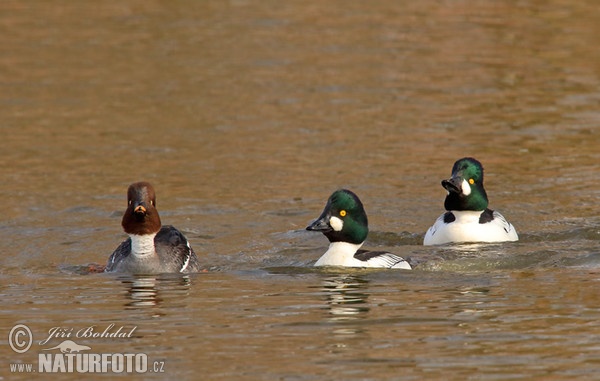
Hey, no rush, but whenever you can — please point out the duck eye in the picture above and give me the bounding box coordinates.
[468,178,475,185]
[340,210,347,217]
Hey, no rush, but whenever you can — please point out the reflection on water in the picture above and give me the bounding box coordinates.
[321,274,370,339]
[117,274,196,309]
[122,276,161,308]
[321,274,370,321]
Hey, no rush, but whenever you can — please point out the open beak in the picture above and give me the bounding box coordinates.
[441,175,462,194]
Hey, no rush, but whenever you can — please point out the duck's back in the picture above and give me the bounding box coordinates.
[155,225,200,273]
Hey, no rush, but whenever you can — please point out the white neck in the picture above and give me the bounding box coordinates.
[129,233,157,258]
[450,210,486,222]
[314,241,364,267]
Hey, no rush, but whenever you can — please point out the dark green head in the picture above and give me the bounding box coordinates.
[441,157,489,211]
[306,189,368,244]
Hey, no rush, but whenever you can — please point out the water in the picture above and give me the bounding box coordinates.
[1,1,600,379]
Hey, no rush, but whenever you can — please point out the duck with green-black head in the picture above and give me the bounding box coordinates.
[307,189,411,269]
[424,157,518,245]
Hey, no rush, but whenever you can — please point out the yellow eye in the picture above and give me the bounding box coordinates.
[340,210,347,217]
[469,178,475,185]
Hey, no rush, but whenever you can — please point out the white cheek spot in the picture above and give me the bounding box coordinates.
[461,179,472,196]
[330,216,344,232]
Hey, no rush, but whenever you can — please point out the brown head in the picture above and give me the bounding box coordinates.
[121,181,162,235]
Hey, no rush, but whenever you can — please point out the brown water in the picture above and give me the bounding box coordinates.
[1,1,600,379]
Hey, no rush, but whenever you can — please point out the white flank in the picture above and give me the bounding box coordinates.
[424,210,518,245]
[180,241,192,273]
[314,241,363,267]
[314,241,410,269]
[329,216,344,232]
[367,255,412,270]
[129,233,157,257]
[461,179,472,196]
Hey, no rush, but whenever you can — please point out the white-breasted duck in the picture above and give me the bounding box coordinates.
[307,189,411,269]
[105,182,200,274]
[424,157,518,245]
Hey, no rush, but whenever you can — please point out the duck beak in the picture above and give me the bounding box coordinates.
[441,175,462,194]
[306,211,332,232]
[133,202,148,216]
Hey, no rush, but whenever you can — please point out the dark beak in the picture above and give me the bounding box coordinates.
[306,211,332,232]
[441,175,462,194]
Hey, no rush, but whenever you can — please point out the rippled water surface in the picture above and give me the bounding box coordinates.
[1,1,600,380]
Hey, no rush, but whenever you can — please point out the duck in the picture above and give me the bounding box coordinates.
[423,157,518,245]
[306,189,411,269]
[105,181,200,274]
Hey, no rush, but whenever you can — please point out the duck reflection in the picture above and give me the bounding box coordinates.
[320,274,372,340]
[121,276,160,308]
[117,274,193,309]
[321,274,370,321]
